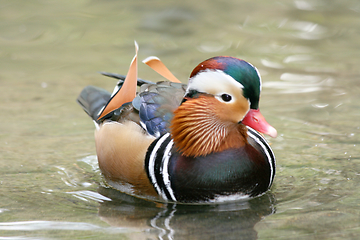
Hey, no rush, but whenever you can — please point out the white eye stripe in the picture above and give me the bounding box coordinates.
[186,69,244,100]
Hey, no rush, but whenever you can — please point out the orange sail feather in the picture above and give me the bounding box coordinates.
[142,56,181,83]
[97,42,139,120]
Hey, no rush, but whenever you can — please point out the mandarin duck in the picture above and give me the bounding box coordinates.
[77,43,277,203]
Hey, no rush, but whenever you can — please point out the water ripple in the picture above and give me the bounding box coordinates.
[0,221,129,233]
[294,0,316,11]
[197,41,232,53]
[77,155,99,172]
[263,73,333,93]
[290,21,328,40]
[67,190,111,203]
[261,59,284,69]
[283,54,313,63]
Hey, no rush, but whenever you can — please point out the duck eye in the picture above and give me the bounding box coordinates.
[221,94,232,102]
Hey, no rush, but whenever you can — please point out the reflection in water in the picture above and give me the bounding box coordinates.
[97,187,276,240]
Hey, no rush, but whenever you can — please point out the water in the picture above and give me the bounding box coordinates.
[1,0,360,239]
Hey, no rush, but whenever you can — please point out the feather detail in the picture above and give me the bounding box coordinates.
[170,96,247,157]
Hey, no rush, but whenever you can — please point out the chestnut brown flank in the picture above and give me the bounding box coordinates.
[95,121,157,196]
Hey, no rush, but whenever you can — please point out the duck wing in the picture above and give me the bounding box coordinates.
[77,72,187,136]
[134,81,186,137]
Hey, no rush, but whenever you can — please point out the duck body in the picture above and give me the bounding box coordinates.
[145,129,274,203]
[78,51,276,203]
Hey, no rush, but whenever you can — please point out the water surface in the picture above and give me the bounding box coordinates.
[1,0,360,239]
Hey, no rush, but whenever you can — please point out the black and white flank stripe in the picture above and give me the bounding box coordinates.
[246,126,276,188]
[145,128,276,202]
[145,133,177,202]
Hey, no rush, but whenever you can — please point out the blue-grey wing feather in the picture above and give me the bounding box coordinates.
[136,81,187,137]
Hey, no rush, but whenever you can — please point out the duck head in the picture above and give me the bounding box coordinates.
[170,56,277,157]
[187,56,276,137]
